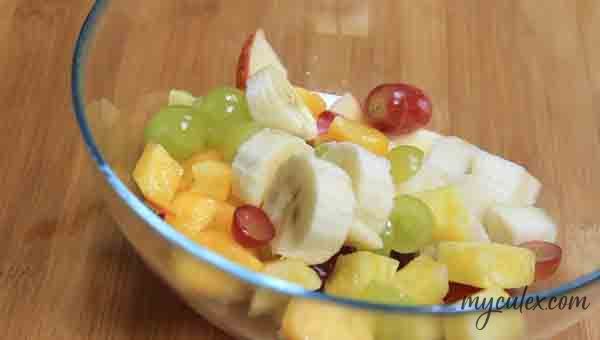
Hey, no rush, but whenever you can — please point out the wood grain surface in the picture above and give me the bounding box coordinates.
[1,0,599,339]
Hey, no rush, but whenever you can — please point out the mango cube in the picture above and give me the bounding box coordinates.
[443,287,525,340]
[438,241,535,289]
[327,117,390,156]
[394,255,449,304]
[166,192,218,238]
[208,201,236,233]
[325,251,399,299]
[133,143,183,209]
[190,160,232,200]
[179,150,223,191]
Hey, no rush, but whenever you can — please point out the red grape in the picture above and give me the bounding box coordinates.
[232,205,276,248]
[519,241,562,281]
[365,83,432,135]
[317,111,337,135]
[444,282,482,304]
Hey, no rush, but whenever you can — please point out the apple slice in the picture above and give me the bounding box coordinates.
[236,29,287,90]
[330,93,364,121]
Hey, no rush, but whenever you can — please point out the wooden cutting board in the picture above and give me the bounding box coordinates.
[0,0,598,339]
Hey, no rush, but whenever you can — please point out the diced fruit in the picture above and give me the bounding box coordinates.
[383,195,435,254]
[168,89,196,106]
[388,145,424,184]
[325,251,399,299]
[166,192,218,238]
[133,143,183,209]
[444,282,482,304]
[361,280,413,304]
[390,129,443,154]
[376,314,444,340]
[209,201,236,232]
[443,287,525,340]
[281,299,375,340]
[171,230,263,303]
[179,150,223,191]
[471,150,541,206]
[220,121,263,162]
[246,65,317,139]
[411,186,479,242]
[189,160,232,201]
[520,241,562,281]
[484,205,557,245]
[325,116,390,156]
[437,241,536,289]
[424,136,479,180]
[330,93,364,121]
[365,83,432,135]
[236,29,287,90]
[396,162,449,195]
[144,105,208,160]
[310,246,356,285]
[232,205,276,248]
[249,259,321,317]
[296,86,326,117]
[394,255,449,304]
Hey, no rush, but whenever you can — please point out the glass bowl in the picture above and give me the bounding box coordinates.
[72,1,600,339]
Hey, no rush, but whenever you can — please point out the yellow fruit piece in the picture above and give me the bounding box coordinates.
[166,192,218,238]
[281,298,375,340]
[376,314,443,340]
[133,143,183,209]
[193,230,264,271]
[227,194,246,207]
[208,201,236,233]
[325,251,399,299]
[190,160,232,201]
[394,255,449,304]
[443,287,525,340]
[438,241,535,289]
[249,259,321,317]
[412,185,475,242]
[327,117,390,156]
[179,150,223,191]
[296,86,326,118]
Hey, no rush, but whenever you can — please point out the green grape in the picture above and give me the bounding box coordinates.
[361,281,414,305]
[387,145,424,184]
[220,121,264,162]
[193,87,253,146]
[385,195,435,254]
[144,105,208,160]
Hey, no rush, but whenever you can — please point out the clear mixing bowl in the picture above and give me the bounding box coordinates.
[72,1,600,339]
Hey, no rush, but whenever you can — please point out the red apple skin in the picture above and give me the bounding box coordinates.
[236,32,256,90]
[365,83,432,135]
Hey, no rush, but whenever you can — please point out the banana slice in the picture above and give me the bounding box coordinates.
[246,65,317,140]
[263,154,355,265]
[232,129,312,205]
[483,205,557,245]
[320,142,394,249]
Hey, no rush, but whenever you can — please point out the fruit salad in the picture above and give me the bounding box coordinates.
[132,29,561,340]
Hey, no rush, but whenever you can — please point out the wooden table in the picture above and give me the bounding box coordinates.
[1,0,598,339]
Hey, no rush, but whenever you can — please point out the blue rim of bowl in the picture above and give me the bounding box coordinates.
[72,0,600,315]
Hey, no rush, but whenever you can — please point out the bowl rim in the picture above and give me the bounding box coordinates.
[71,0,600,314]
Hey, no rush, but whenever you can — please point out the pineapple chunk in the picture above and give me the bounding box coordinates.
[424,137,479,180]
[412,185,480,242]
[208,201,236,233]
[249,259,321,317]
[443,287,525,340]
[377,314,444,340]
[166,192,218,238]
[325,251,399,299]
[281,299,375,340]
[327,117,390,156]
[438,241,535,289]
[390,129,443,154]
[171,230,263,303]
[394,255,449,304]
[483,205,557,245]
[190,160,232,200]
[179,150,223,191]
[133,143,183,208]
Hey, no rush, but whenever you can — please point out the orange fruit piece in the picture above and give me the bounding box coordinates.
[327,117,390,156]
[296,86,326,118]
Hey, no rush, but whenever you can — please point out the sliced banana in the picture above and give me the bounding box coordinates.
[263,154,355,265]
[246,65,317,140]
[232,129,312,205]
[319,142,394,249]
[483,205,557,245]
